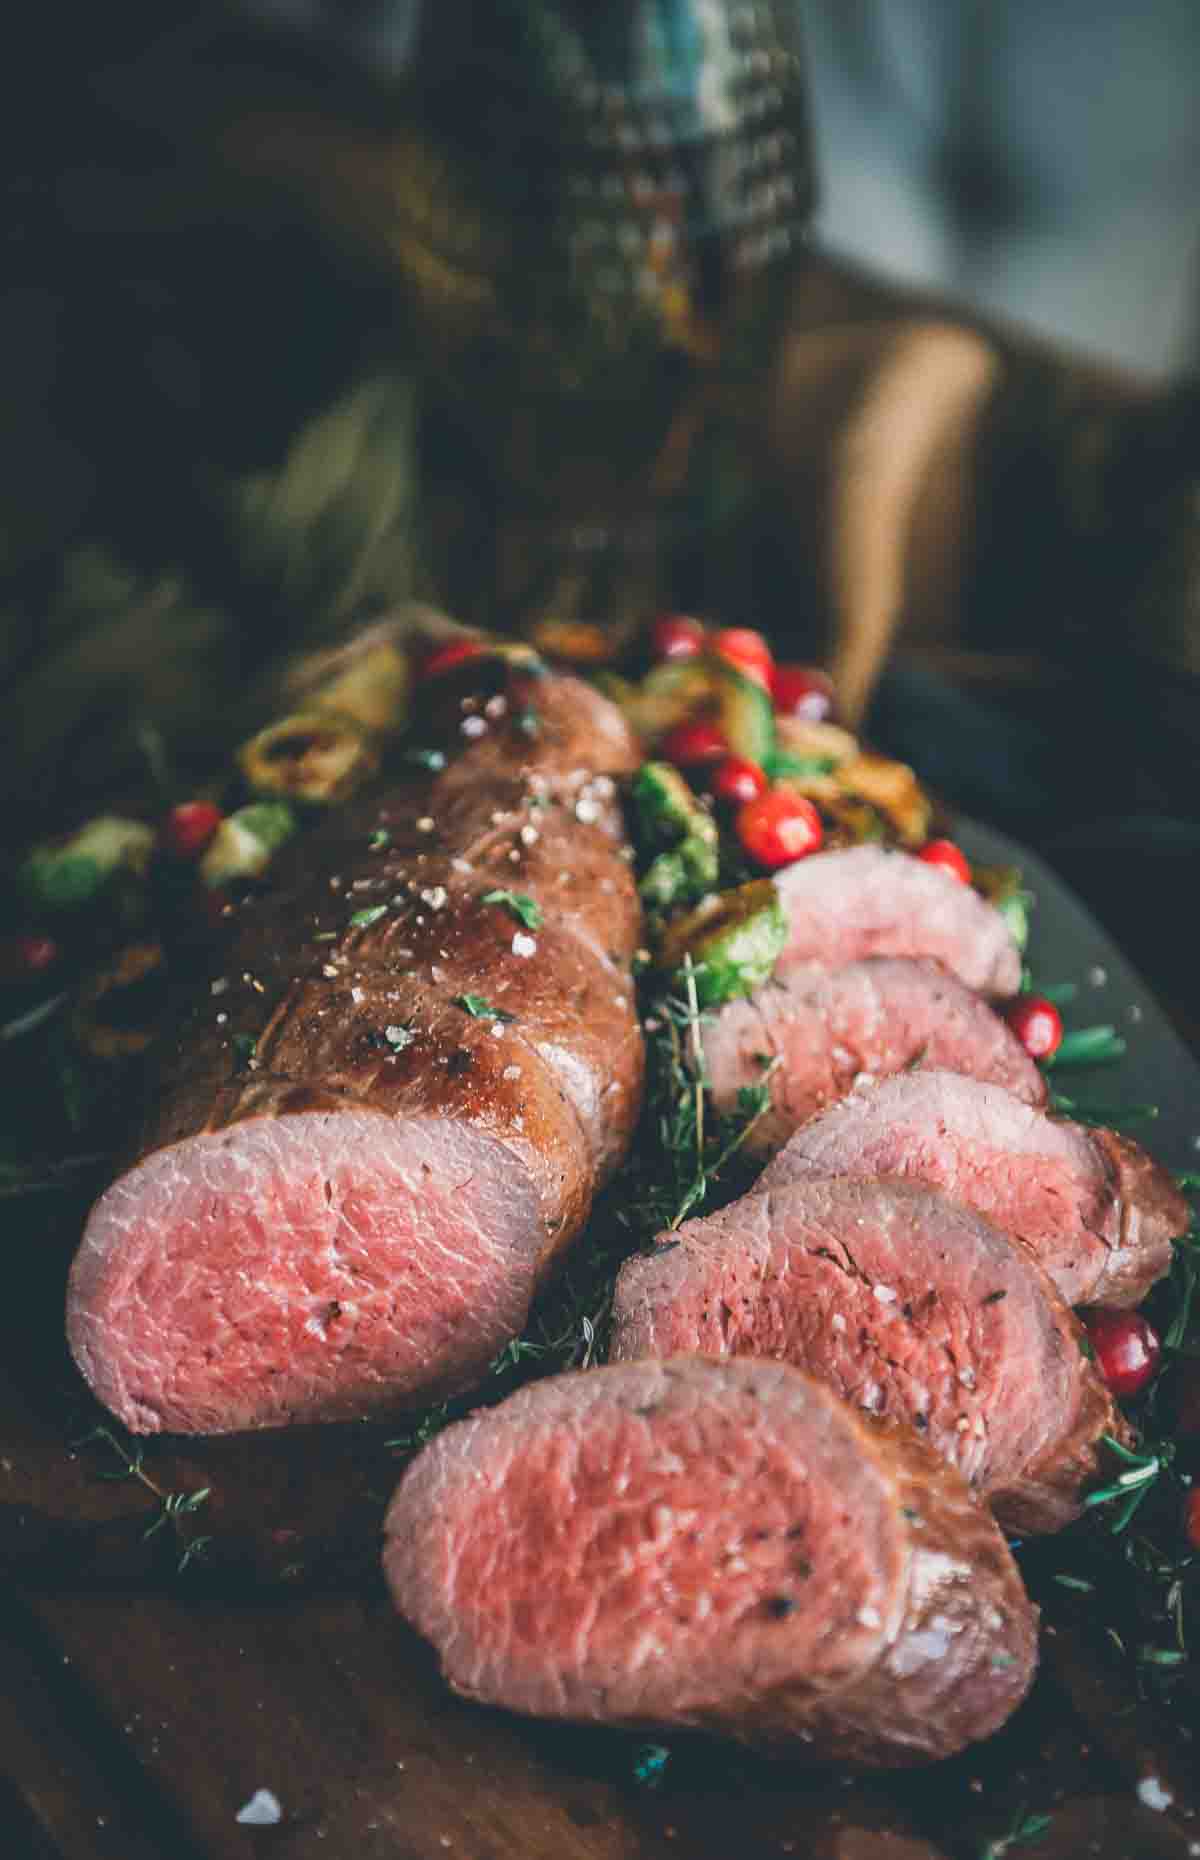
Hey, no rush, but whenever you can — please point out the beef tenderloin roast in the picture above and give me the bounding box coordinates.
[68,675,645,1434]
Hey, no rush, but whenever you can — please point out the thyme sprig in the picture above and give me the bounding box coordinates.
[622,957,774,1245]
[77,1424,212,1572]
[978,1804,1052,1858]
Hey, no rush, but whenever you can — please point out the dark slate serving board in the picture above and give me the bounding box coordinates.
[958,817,1200,1176]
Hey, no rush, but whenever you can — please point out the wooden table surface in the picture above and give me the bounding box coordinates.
[3,823,1198,1860]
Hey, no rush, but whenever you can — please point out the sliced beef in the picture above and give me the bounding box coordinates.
[383,1357,1037,1765]
[610,1179,1123,1534]
[773,845,1021,997]
[68,675,645,1435]
[759,1071,1185,1308]
[703,958,1045,1156]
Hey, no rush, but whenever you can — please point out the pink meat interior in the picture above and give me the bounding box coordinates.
[386,1363,902,1724]
[68,1112,542,1434]
[612,1184,1072,1500]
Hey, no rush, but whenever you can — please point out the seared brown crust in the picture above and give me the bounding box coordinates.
[784,1405,1039,1765]
[1087,1128,1190,1307]
[125,671,643,1268]
[999,1304,1133,1536]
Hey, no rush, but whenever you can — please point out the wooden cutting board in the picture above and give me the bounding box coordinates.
[2,822,1198,1858]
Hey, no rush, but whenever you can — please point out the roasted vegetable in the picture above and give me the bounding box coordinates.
[18,817,156,914]
[199,802,297,888]
[708,657,775,765]
[630,762,719,908]
[239,710,380,805]
[657,880,786,1006]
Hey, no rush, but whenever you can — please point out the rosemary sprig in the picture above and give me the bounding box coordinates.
[77,1424,212,1572]
[1047,1091,1158,1129]
[1042,1024,1127,1069]
[1163,1227,1200,1352]
[1083,1435,1176,1535]
[1022,976,1078,1006]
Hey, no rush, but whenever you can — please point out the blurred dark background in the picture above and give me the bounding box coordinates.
[3,1,1200,1008]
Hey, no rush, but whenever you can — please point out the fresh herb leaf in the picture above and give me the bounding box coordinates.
[455,994,515,1022]
[482,889,543,931]
[349,904,388,928]
[368,828,391,851]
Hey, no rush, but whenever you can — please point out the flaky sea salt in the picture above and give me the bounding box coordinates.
[856,1607,881,1629]
[1137,1777,1174,1812]
[511,932,537,958]
[236,1790,282,1827]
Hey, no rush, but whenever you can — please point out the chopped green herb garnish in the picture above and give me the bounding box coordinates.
[383,1024,414,1052]
[482,889,543,931]
[349,904,388,928]
[455,994,515,1022]
[313,931,338,942]
[231,1033,257,1071]
[368,828,391,851]
[1053,1573,1095,1593]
